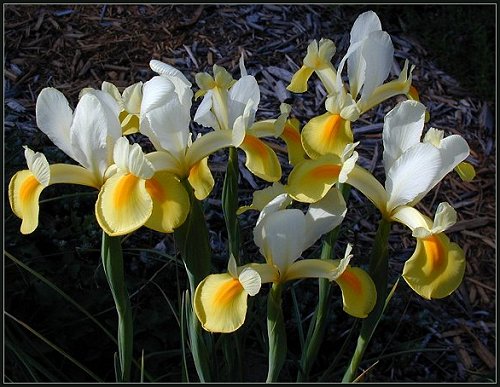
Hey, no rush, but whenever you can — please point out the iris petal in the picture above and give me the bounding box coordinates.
[402,233,465,299]
[194,273,248,333]
[239,134,282,182]
[334,265,377,318]
[95,172,153,236]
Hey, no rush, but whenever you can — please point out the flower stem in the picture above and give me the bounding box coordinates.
[266,283,287,383]
[222,146,241,262]
[174,181,212,382]
[341,217,391,382]
[297,184,350,382]
[101,232,133,382]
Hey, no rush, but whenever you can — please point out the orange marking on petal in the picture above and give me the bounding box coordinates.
[321,114,342,143]
[423,235,445,271]
[243,134,268,159]
[19,175,39,204]
[114,173,140,209]
[213,278,243,306]
[408,85,420,101]
[339,269,362,295]
[310,164,341,180]
[145,178,165,202]
[282,125,301,143]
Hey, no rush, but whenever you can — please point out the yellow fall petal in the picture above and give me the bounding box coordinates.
[239,134,282,182]
[334,265,377,318]
[95,171,153,236]
[287,65,315,93]
[281,118,307,166]
[286,154,342,203]
[188,157,215,200]
[194,273,248,333]
[9,170,46,235]
[143,171,190,233]
[301,112,353,159]
[402,233,465,299]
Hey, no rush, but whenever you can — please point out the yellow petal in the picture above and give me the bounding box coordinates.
[95,172,153,236]
[8,170,45,234]
[334,265,377,318]
[239,134,282,182]
[194,273,248,333]
[455,161,476,182]
[144,171,190,233]
[301,112,353,159]
[286,154,342,203]
[402,233,465,299]
[188,157,215,200]
[287,65,315,93]
[280,118,307,166]
[119,111,140,135]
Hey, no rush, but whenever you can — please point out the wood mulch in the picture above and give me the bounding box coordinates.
[4,4,496,383]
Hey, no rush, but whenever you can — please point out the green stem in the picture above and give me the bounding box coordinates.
[341,217,391,383]
[222,146,241,262]
[173,181,212,382]
[297,184,351,382]
[266,283,286,383]
[101,232,133,382]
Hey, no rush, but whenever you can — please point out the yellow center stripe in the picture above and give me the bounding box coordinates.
[242,134,268,159]
[213,278,243,307]
[322,114,342,143]
[339,269,362,295]
[20,175,39,204]
[310,164,341,180]
[114,173,140,209]
[423,235,444,272]
[145,178,165,202]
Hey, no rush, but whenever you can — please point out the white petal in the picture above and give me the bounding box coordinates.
[70,93,122,179]
[432,202,457,233]
[358,30,394,100]
[303,187,347,249]
[254,208,306,273]
[329,243,353,280]
[194,90,219,130]
[228,75,260,128]
[23,146,50,187]
[35,88,75,160]
[149,60,192,88]
[238,268,261,296]
[350,11,382,44]
[122,82,143,114]
[140,76,176,116]
[113,137,154,179]
[386,143,442,212]
[383,100,426,173]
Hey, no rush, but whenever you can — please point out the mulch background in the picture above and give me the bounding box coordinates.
[4,4,496,383]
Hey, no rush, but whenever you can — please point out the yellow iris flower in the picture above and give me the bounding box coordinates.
[288,11,414,160]
[343,100,471,299]
[9,87,122,234]
[95,62,246,236]
[193,58,288,182]
[194,190,377,333]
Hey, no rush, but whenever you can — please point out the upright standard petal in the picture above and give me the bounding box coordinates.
[35,88,75,160]
[402,233,465,299]
[253,209,306,274]
[382,100,426,173]
[385,143,442,213]
[302,187,347,249]
[227,75,260,128]
[194,273,249,333]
